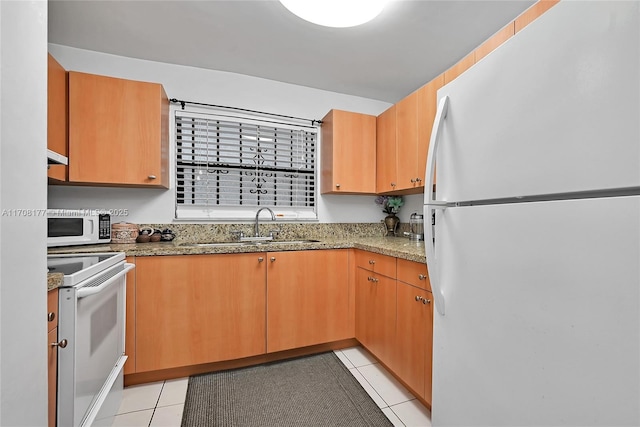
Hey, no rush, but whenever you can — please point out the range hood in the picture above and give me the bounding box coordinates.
[47,149,68,165]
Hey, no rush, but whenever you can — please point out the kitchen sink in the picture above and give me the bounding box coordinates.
[181,242,252,247]
[181,239,320,247]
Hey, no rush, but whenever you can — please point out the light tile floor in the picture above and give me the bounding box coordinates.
[113,346,431,427]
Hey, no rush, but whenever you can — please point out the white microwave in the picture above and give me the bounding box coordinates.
[47,209,111,247]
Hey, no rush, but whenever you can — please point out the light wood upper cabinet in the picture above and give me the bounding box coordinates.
[376,105,397,193]
[515,0,560,33]
[475,22,515,63]
[266,250,350,352]
[47,54,67,182]
[376,74,443,195]
[443,52,475,85]
[321,109,377,194]
[396,90,421,191]
[134,254,266,372]
[68,72,169,188]
[416,74,444,189]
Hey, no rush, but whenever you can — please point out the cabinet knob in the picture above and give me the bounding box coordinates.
[416,177,422,183]
[415,295,421,301]
[423,298,431,305]
[48,312,55,322]
[336,184,341,188]
[410,178,417,183]
[258,257,264,262]
[391,182,396,187]
[51,339,68,349]
[368,259,375,265]
[418,274,427,280]
[270,257,276,262]
[148,175,157,180]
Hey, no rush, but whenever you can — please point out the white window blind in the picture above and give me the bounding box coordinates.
[175,111,317,220]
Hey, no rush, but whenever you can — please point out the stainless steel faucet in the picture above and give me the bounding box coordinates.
[254,207,276,237]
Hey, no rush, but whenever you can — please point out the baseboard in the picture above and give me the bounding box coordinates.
[124,338,359,387]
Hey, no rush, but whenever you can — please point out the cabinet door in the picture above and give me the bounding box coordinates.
[68,72,169,188]
[397,258,431,292]
[443,52,475,85]
[135,254,266,372]
[417,74,444,188]
[515,0,559,33]
[475,23,515,63]
[392,282,433,404]
[47,54,67,182]
[321,109,376,194]
[355,268,396,365]
[124,256,136,375]
[376,105,397,193]
[396,91,420,191]
[355,250,397,278]
[267,250,350,352]
[48,328,57,427]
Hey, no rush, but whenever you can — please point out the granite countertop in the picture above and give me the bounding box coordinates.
[47,236,426,261]
[47,236,426,290]
[47,273,64,292]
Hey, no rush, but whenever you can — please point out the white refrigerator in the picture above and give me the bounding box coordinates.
[423,1,639,426]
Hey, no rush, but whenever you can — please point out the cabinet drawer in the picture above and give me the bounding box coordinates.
[47,289,58,333]
[355,251,396,278]
[397,258,431,292]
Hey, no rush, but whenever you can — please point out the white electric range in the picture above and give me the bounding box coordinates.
[48,252,134,427]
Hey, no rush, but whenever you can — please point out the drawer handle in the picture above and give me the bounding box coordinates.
[416,296,431,305]
[51,339,67,349]
[48,312,55,322]
[148,175,157,180]
[418,274,427,280]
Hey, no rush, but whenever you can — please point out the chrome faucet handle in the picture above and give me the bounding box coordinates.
[269,229,280,239]
[230,230,244,241]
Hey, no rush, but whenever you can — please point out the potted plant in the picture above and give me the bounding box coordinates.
[375,195,404,236]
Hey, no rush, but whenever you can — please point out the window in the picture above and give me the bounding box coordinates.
[175,111,317,220]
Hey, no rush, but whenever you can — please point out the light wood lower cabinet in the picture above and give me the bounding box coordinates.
[266,250,350,352]
[392,282,434,405]
[135,254,266,372]
[47,289,59,427]
[355,267,396,366]
[124,256,136,375]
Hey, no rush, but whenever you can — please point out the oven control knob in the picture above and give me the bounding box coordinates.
[51,339,68,349]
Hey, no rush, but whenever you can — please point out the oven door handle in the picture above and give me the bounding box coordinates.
[77,263,135,299]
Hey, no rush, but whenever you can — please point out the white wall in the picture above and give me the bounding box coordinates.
[0,1,48,425]
[47,44,401,224]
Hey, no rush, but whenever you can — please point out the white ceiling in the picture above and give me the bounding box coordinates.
[48,0,535,103]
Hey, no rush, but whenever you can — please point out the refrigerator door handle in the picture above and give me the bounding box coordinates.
[424,95,450,316]
[424,204,446,315]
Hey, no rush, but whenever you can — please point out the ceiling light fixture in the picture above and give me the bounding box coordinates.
[279,0,390,28]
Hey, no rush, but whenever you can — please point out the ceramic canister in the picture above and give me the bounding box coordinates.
[111,222,139,244]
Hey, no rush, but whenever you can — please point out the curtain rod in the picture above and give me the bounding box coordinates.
[169,98,323,126]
